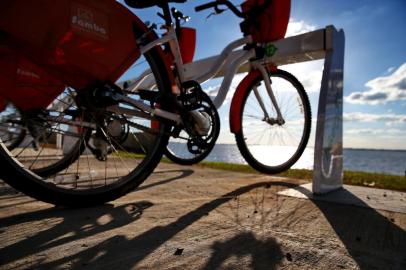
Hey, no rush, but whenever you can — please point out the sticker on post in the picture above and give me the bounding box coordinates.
[264,43,278,57]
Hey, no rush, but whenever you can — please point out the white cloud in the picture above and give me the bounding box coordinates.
[280,18,322,92]
[344,112,406,125]
[286,19,316,37]
[299,69,323,92]
[344,126,406,149]
[345,63,406,104]
[283,60,324,93]
[387,66,395,73]
[205,85,221,97]
[345,128,405,136]
[203,73,246,105]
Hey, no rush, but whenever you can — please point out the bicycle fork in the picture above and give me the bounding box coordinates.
[252,63,285,126]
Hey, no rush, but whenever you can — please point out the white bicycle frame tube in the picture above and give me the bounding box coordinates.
[128,26,280,123]
[212,48,254,108]
[137,33,264,108]
[194,36,253,83]
[139,26,187,83]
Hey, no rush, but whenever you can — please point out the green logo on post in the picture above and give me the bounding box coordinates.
[265,43,278,57]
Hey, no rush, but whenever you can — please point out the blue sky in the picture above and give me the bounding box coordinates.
[121,0,406,150]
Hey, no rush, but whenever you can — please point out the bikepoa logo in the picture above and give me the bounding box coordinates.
[17,68,40,80]
[71,6,108,39]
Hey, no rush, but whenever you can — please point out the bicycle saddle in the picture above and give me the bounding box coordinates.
[124,0,187,9]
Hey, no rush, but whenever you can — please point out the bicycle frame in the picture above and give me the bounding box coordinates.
[131,26,254,106]
[126,24,285,127]
[41,14,285,134]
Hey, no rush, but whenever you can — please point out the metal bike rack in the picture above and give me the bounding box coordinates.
[183,25,345,194]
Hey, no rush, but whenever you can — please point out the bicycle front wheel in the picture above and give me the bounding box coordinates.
[235,69,311,174]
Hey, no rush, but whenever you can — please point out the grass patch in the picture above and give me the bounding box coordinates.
[342,171,406,191]
[114,151,406,191]
[194,161,406,192]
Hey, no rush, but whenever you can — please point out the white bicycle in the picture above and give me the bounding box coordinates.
[126,0,312,172]
[0,0,311,206]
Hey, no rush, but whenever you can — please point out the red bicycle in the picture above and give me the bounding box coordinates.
[0,0,310,207]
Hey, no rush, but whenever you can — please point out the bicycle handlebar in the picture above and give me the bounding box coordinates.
[195,0,245,18]
[195,1,218,12]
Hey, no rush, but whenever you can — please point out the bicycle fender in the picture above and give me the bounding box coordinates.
[229,70,261,134]
[0,0,175,94]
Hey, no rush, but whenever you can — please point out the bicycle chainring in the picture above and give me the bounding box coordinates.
[182,91,220,155]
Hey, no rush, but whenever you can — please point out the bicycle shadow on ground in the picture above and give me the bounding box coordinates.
[0,169,193,210]
[137,169,194,191]
[3,175,402,269]
[0,184,20,197]
[293,185,406,269]
[29,181,295,269]
[0,201,153,267]
[0,169,193,267]
[202,232,283,270]
[0,183,36,210]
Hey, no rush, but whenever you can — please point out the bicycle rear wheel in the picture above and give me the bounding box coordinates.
[235,69,311,174]
[0,49,172,207]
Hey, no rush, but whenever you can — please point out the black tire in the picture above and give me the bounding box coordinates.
[0,45,172,207]
[164,91,220,165]
[235,69,311,174]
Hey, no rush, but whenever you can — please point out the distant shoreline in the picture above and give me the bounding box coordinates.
[343,148,406,152]
[214,143,406,152]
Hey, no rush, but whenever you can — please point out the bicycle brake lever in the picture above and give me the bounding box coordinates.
[206,12,216,20]
[206,6,226,19]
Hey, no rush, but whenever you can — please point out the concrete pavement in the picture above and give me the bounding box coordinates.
[1,162,405,269]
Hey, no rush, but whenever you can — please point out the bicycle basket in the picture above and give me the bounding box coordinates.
[0,0,142,92]
[241,0,291,43]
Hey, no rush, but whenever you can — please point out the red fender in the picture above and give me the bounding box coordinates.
[229,70,261,134]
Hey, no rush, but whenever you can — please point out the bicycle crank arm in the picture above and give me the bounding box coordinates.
[112,93,182,125]
[106,106,153,121]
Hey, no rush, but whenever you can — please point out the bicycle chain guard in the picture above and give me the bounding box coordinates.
[185,105,214,155]
[178,80,203,111]
[179,88,220,155]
